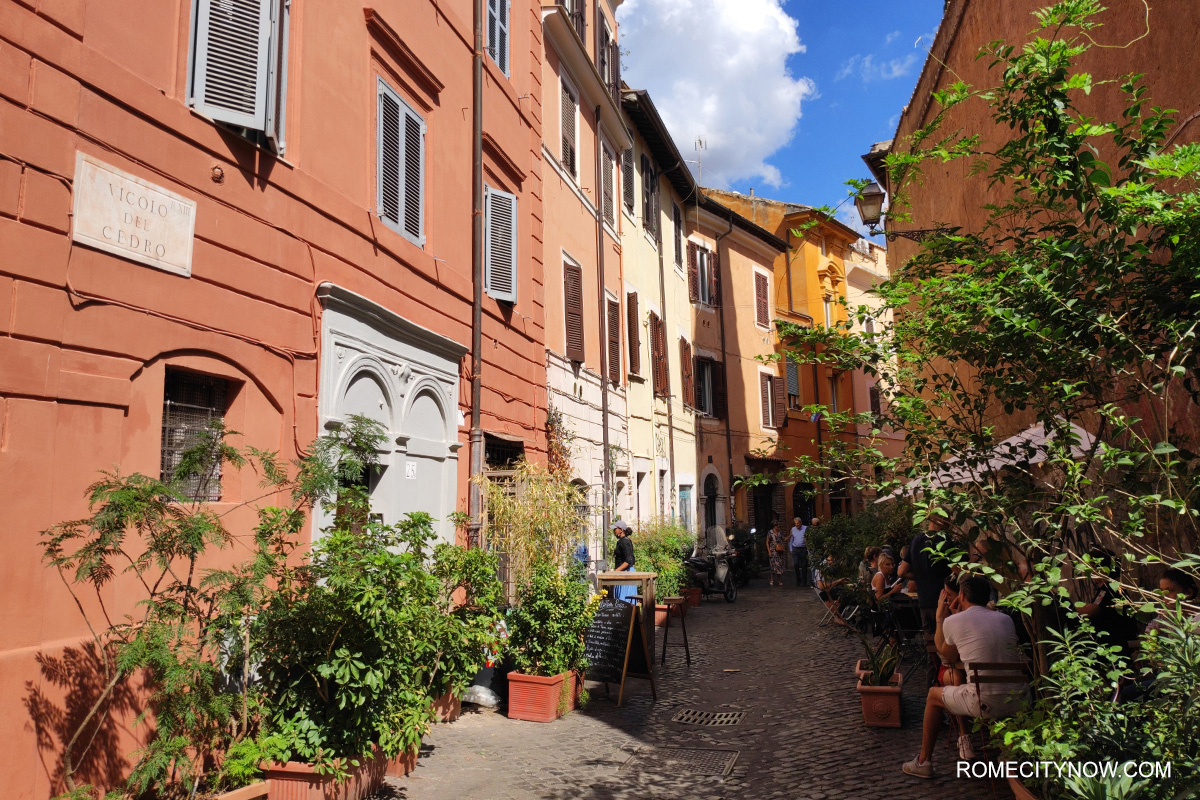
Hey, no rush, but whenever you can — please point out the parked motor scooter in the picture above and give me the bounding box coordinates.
[727,528,761,587]
[684,525,737,602]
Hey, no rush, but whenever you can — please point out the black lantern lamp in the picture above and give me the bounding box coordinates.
[854,180,942,242]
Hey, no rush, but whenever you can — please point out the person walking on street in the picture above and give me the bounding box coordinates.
[790,516,810,587]
[611,520,638,604]
[767,520,786,587]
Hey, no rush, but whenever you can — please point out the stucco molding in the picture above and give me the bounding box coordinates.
[317,283,468,367]
[364,9,446,99]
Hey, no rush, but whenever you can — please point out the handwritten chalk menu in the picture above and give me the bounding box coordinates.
[583,599,656,706]
[72,153,197,277]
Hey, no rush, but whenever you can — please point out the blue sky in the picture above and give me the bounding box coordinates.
[617,0,945,232]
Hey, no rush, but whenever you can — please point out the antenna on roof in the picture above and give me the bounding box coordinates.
[694,136,707,184]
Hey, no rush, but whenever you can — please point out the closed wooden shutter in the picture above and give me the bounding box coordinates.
[377,79,425,245]
[378,83,402,226]
[786,357,800,398]
[564,262,584,362]
[606,298,621,383]
[609,40,620,100]
[760,373,772,427]
[561,81,576,176]
[713,361,727,419]
[641,155,652,231]
[673,204,683,266]
[626,292,640,374]
[484,186,517,302]
[755,272,769,326]
[687,242,699,301]
[487,0,498,66]
[401,109,424,242]
[193,0,274,130]
[601,147,614,225]
[622,148,635,212]
[773,371,787,428]
[599,24,610,85]
[649,312,667,398]
[709,248,721,307]
[680,338,694,408]
[488,0,509,75]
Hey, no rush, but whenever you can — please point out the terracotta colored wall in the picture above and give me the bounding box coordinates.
[0,0,545,796]
[887,0,1200,439]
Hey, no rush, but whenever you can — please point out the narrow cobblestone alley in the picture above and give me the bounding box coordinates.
[388,581,1000,800]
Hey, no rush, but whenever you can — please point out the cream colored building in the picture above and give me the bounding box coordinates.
[619,90,699,531]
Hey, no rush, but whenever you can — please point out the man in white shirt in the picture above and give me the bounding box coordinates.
[789,516,810,587]
[903,576,1029,779]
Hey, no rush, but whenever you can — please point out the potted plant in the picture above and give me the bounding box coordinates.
[254,498,503,797]
[624,522,691,626]
[505,560,599,722]
[856,635,903,727]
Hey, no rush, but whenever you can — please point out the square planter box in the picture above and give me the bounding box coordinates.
[265,750,387,800]
[507,671,567,723]
[434,690,461,723]
[857,670,904,728]
[385,746,419,778]
[683,587,702,607]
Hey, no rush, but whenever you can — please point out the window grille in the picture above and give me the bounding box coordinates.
[161,370,228,501]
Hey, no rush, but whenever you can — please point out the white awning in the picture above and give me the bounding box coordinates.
[877,420,1096,502]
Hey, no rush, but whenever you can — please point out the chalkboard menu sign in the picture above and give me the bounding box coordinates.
[583,598,656,706]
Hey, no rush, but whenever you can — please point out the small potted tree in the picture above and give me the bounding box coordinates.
[856,636,903,727]
[505,560,599,722]
[628,522,691,626]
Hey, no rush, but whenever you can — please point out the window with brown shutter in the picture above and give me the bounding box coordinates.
[561,80,577,177]
[673,204,683,266]
[687,242,699,301]
[680,338,694,408]
[754,271,769,327]
[606,297,620,384]
[563,262,584,362]
[709,249,721,307]
[760,373,773,427]
[622,148,635,212]
[601,147,614,225]
[773,371,787,428]
[649,311,668,398]
[626,292,640,375]
[712,361,727,419]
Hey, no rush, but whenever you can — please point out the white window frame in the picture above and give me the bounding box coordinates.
[823,295,834,329]
[695,358,714,417]
[486,0,511,77]
[376,77,427,248]
[759,367,778,430]
[697,248,716,306]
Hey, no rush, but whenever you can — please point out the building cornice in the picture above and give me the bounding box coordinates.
[541,6,632,151]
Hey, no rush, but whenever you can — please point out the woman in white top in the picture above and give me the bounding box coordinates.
[872,553,905,602]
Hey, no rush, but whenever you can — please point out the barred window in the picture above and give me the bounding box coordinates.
[161,369,228,501]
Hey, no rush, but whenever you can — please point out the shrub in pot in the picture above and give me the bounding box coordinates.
[614,521,692,626]
[254,496,502,792]
[856,636,903,728]
[504,560,599,722]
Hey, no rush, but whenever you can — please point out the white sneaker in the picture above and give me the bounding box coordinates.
[958,734,975,760]
[902,755,933,779]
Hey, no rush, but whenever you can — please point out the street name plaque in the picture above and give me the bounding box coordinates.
[72,152,197,277]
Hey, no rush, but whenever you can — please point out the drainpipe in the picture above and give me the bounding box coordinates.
[713,210,736,524]
[785,226,794,313]
[467,0,484,548]
[594,105,611,541]
[653,165,677,520]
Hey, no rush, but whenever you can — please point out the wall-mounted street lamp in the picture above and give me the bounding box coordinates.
[854,181,942,242]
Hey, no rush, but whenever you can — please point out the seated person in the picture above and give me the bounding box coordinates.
[1147,568,1200,633]
[1079,548,1139,657]
[902,576,1029,779]
[814,556,847,600]
[872,553,906,602]
[858,546,882,586]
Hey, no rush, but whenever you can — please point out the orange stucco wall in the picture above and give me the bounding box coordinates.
[0,0,546,795]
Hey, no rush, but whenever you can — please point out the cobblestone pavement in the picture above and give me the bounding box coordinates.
[387,578,1005,800]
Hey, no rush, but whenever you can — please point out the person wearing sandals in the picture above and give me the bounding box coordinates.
[766,520,786,587]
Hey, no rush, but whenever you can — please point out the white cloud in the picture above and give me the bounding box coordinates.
[885,30,901,45]
[616,0,815,188]
[835,52,919,82]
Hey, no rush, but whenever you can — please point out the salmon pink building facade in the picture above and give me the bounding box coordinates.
[0,0,547,795]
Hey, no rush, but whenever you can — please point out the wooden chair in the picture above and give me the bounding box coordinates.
[963,661,1032,756]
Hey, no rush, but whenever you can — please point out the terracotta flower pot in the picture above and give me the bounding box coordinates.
[683,587,702,607]
[433,690,461,723]
[385,746,419,778]
[265,749,387,800]
[506,671,566,723]
[857,670,904,728]
[1008,775,1043,800]
[854,659,868,679]
[566,670,585,710]
[212,783,267,800]
[654,604,670,628]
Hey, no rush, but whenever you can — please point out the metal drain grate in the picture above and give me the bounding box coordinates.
[671,708,746,727]
[621,747,739,777]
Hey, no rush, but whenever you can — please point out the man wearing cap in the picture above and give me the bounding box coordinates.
[611,520,637,603]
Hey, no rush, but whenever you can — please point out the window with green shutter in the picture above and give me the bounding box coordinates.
[377,78,426,247]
